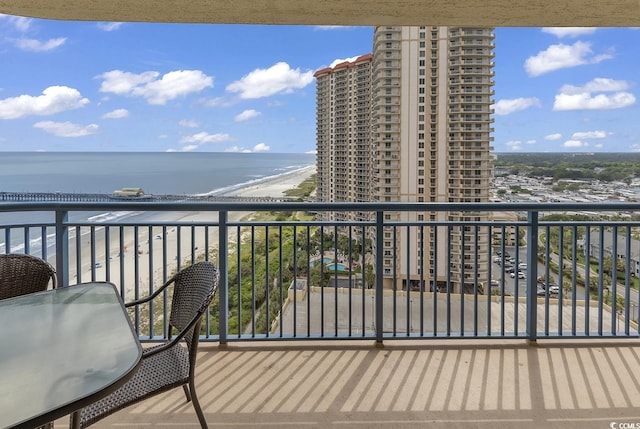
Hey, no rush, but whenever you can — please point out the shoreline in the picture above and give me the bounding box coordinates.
[224,164,315,198]
[70,165,317,299]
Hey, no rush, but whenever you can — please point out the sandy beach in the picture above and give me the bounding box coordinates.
[70,165,316,301]
[227,165,315,198]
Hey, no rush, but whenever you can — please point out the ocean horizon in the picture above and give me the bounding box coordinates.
[0,151,315,195]
[0,151,316,254]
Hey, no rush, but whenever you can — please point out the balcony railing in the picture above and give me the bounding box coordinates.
[1,200,639,345]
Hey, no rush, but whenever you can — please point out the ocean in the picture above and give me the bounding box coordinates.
[0,152,315,195]
[0,152,315,253]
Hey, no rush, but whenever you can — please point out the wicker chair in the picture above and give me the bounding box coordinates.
[0,253,57,300]
[71,261,220,429]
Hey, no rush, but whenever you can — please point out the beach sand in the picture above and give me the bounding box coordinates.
[229,165,315,198]
[70,166,316,301]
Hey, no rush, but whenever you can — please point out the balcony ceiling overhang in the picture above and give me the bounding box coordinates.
[0,0,639,26]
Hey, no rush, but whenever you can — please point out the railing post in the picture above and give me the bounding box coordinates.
[55,210,69,287]
[375,211,384,345]
[526,210,539,343]
[218,210,228,345]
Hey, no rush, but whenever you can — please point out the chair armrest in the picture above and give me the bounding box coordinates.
[124,272,179,307]
[142,309,207,357]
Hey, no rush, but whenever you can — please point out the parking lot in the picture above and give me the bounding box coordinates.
[490,246,583,299]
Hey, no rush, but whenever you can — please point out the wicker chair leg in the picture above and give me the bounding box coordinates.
[189,378,208,429]
[182,384,192,402]
[70,410,81,429]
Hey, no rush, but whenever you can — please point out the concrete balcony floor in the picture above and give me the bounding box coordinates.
[53,339,640,429]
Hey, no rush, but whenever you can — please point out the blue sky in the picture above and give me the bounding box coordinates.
[0,18,638,153]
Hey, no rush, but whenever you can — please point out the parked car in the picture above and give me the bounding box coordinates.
[548,285,560,294]
[510,271,525,279]
[518,262,527,270]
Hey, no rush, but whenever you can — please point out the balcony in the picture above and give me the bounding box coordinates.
[3,199,640,427]
[45,338,640,428]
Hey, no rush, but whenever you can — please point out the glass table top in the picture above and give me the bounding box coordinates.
[0,282,142,428]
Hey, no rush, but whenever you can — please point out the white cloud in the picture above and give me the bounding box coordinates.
[524,41,613,77]
[305,149,317,155]
[13,37,66,52]
[253,143,270,152]
[97,22,123,31]
[560,77,631,94]
[545,133,563,140]
[101,108,129,119]
[179,132,231,144]
[329,56,360,68]
[563,140,589,148]
[494,97,541,115]
[97,69,214,105]
[553,78,635,111]
[33,121,99,137]
[314,26,357,31]
[541,27,597,38]
[235,109,261,122]
[505,140,523,150]
[179,119,199,128]
[97,71,158,95]
[200,97,228,107]
[226,62,314,99]
[223,143,270,153]
[571,130,608,139]
[1,15,32,31]
[224,146,252,153]
[555,92,636,110]
[181,144,199,152]
[0,86,89,119]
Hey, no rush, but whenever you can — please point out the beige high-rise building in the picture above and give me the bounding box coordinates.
[372,26,495,292]
[314,27,494,293]
[314,54,374,223]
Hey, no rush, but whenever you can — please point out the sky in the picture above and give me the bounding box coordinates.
[0,17,638,153]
